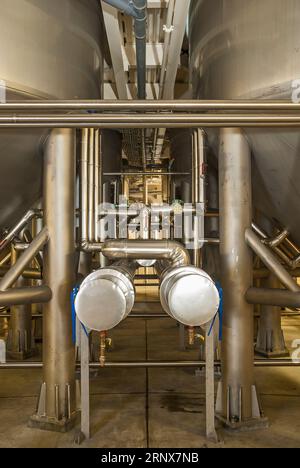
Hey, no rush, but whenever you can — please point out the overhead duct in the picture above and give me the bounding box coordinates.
[75,261,137,332]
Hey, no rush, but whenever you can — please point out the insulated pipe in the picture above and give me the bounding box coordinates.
[101,239,219,327]
[0,287,52,307]
[245,228,300,293]
[246,288,300,308]
[75,261,137,332]
[0,227,49,291]
[30,129,77,431]
[159,266,220,327]
[218,128,257,424]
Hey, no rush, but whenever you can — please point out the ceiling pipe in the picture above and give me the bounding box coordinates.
[132,0,147,100]
[102,0,138,18]
[102,0,147,99]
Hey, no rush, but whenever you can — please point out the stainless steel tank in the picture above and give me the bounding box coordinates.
[0,0,103,228]
[189,0,300,243]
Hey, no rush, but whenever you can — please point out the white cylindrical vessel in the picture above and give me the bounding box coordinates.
[75,265,136,332]
[160,266,220,327]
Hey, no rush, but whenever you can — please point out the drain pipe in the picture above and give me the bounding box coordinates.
[133,0,147,100]
[102,0,138,18]
[102,0,147,99]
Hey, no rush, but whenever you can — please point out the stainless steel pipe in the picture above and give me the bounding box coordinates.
[218,128,258,424]
[0,209,41,252]
[0,286,51,307]
[1,99,300,112]
[30,129,77,431]
[1,360,299,370]
[245,228,300,293]
[246,287,300,308]
[0,266,42,280]
[80,128,102,249]
[102,239,191,266]
[1,114,300,128]
[80,129,89,245]
[0,227,49,291]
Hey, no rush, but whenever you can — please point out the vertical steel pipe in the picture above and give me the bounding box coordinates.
[88,129,95,242]
[80,129,89,245]
[94,130,100,242]
[7,246,33,360]
[30,129,77,431]
[255,275,288,357]
[218,128,262,426]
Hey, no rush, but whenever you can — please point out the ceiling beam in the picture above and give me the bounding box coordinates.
[101,1,129,100]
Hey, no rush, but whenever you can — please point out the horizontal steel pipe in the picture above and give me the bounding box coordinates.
[104,172,191,176]
[0,266,42,280]
[0,314,43,319]
[0,209,41,252]
[1,100,300,112]
[102,240,190,266]
[245,228,300,292]
[0,114,300,129]
[0,227,49,291]
[0,313,167,320]
[246,287,300,308]
[0,287,52,307]
[0,360,299,369]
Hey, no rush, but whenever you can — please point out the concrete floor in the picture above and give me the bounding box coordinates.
[1,297,300,448]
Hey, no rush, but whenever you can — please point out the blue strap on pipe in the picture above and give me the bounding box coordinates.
[208,283,223,341]
[71,286,89,342]
[217,283,223,341]
[71,287,79,344]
